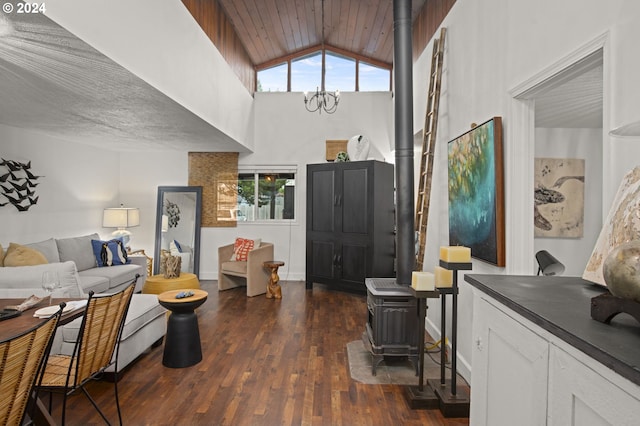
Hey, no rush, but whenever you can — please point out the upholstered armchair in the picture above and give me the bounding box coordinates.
[218,241,274,297]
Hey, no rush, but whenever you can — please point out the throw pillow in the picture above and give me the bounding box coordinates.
[91,238,130,267]
[57,233,100,271]
[3,243,49,267]
[231,238,261,261]
[0,243,4,266]
[169,240,183,255]
[25,238,61,263]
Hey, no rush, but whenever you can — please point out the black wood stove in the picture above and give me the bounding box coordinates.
[364,277,419,375]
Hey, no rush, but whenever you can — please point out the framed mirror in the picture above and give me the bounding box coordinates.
[153,186,203,277]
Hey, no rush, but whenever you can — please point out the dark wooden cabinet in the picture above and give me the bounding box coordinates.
[306,160,395,294]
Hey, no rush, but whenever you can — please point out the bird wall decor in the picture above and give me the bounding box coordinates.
[0,159,43,212]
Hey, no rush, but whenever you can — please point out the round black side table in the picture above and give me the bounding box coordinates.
[158,289,208,368]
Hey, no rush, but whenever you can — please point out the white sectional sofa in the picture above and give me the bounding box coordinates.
[0,233,166,375]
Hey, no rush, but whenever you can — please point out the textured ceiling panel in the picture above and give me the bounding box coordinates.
[0,7,246,152]
[535,64,603,129]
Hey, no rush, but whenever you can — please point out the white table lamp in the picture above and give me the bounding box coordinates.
[103,204,140,247]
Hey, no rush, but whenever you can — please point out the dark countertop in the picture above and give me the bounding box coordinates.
[465,274,640,387]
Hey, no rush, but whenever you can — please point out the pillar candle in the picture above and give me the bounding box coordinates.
[435,266,453,288]
[440,246,471,263]
[411,271,435,291]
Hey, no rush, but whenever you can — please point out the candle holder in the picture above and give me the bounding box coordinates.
[427,260,472,418]
[405,286,440,409]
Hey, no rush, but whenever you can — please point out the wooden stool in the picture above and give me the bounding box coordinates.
[263,261,285,299]
[143,273,199,294]
[158,289,208,368]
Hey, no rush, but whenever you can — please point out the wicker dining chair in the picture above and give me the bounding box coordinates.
[0,304,63,426]
[38,283,135,425]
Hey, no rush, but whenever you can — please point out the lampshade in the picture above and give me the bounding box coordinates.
[102,205,139,248]
[535,250,565,276]
[102,206,140,228]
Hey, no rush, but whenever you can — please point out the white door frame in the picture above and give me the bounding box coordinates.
[506,33,608,275]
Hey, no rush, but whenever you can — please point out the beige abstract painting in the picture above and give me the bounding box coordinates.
[534,158,585,238]
[583,166,640,286]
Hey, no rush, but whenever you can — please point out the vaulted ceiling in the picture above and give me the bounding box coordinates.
[0,0,603,155]
[202,0,604,129]
[218,0,427,68]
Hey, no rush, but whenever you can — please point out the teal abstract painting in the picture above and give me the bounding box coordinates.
[447,117,505,266]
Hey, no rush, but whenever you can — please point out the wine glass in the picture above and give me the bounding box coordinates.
[42,271,60,305]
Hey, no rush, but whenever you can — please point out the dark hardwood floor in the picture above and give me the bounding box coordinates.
[47,280,470,425]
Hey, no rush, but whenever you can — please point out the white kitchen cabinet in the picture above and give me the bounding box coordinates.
[548,344,640,426]
[471,294,549,426]
[469,279,640,426]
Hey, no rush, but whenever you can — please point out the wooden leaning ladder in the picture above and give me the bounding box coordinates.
[415,27,446,271]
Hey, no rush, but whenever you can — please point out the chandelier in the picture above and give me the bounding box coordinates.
[303,0,339,114]
[304,87,340,114]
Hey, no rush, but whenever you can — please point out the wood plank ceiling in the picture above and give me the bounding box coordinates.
[217,0,427,69]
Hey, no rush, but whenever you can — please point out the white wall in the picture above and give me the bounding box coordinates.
[414,0,640,382]
[534,128,603,276]
[122,91,394,281]
[0,128,192,272]
[0,124,122,244]
[118,153,189,263]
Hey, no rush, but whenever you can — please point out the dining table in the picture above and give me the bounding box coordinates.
[0,297,87,426]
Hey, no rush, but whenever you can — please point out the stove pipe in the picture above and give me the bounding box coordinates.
[393,0,415,285]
